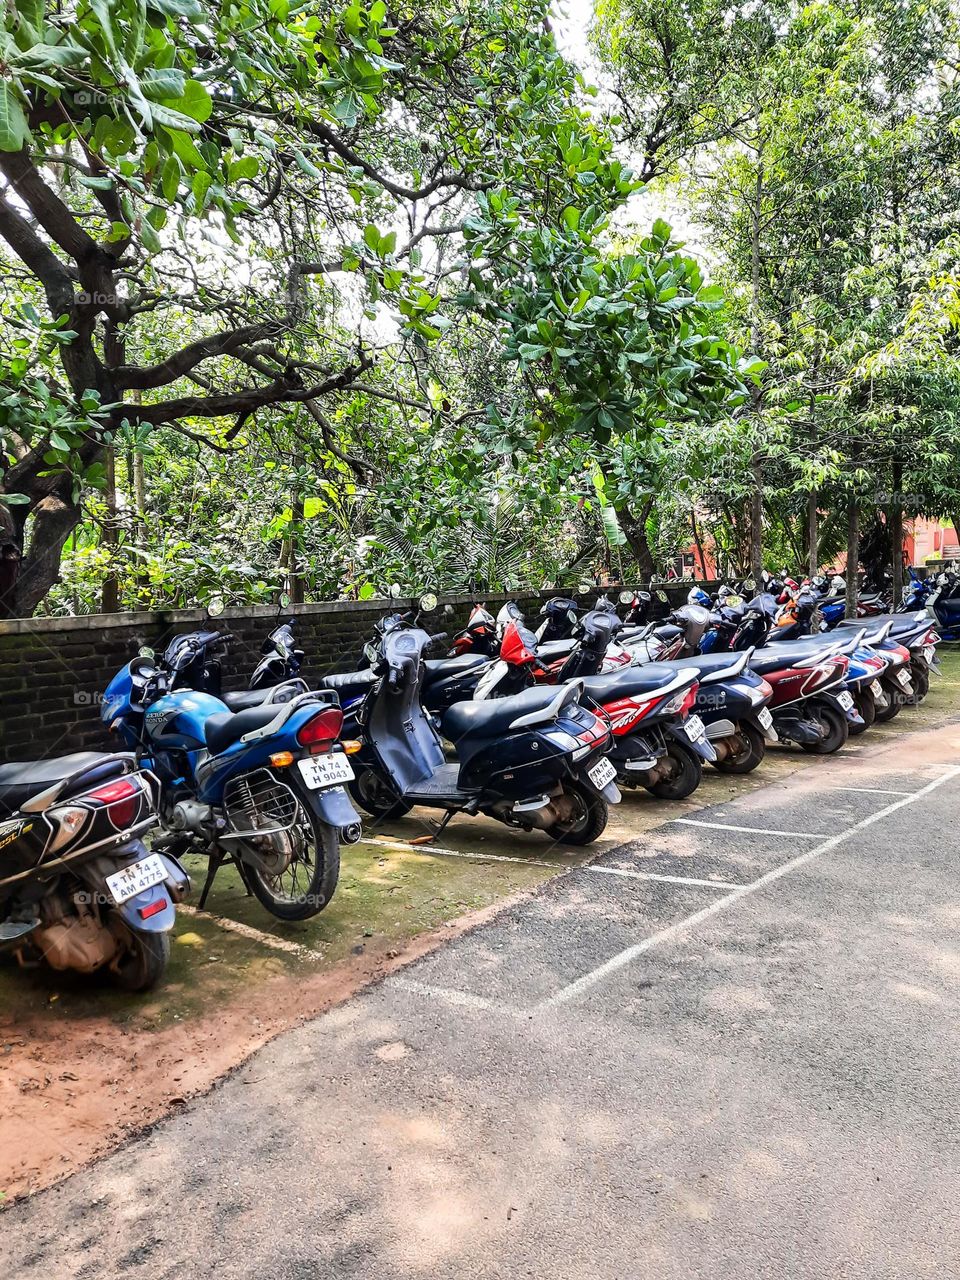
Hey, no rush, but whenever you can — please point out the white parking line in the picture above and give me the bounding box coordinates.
[671,818,826,839]
[585,866,738,891]
[178,904,324,961]
[390,976,515,1012]
[364,837,558,869]
[828,786,913,796]
[539,765,960,1010]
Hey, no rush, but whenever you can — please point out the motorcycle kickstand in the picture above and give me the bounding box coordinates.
[197,847,225,911]
[412,809,457,846]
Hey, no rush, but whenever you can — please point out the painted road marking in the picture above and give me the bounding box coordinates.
[364,836,559,869]
[179,904,324,962]
[539,766,960,1010]
[828,785,913,796]
[585,866,738,891]
[390,977,517,1013]
[671,818,827,839]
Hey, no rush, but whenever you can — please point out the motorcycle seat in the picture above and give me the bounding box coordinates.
[749,643,835,674]
[0,752,123,817]
[537,639,576,659]
[204,705,282,756]
[423,655,488,681]
[441,684,572,740]
[656,651,749,680]
[320,669,377,693]
[580,662,694,703]
[222,680,308,711]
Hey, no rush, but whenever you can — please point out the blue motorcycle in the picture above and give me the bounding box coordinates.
[103,647,362,920]
[900,569,960,639]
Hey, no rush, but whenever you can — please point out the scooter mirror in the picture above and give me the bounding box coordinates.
[618,590,633,604]
[389,582,402,599]
[419,592,438,613]
[444,603,454,615]
[138,646,155,659]
[567,609,578,625]
[207,596,225,618]
[577,582,592,595]
[364,642,378,665]
[278,592,291,608]
[743,578,756,592]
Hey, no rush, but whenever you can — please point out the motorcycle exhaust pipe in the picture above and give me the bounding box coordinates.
[340,823,363,845]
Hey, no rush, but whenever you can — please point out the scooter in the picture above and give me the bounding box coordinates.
[448,603,498,656]
[0,752,187,990]
[839,611,937,709]
[103,649,361,920]
[747,643,860,752]
[347,611,620,845]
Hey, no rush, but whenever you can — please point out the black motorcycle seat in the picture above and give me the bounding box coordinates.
[538,639,576,659]
[0,752,122,817]
[442,684,571,740]
[320,669,378,693]
[222,681,306,711]
[424,655,488,681]
[204,705,281,755]
[652,623,683,640]
[749,643,837,674]
[580,662,694,703]
[655,652,749,680]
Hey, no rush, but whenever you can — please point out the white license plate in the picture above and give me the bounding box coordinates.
[837,691,854,710]
[297,752,355,790]
[105,853,167,906]
[587,756,617,789]
[870,680,882,696]
[924,645,936,662]
[684,714,706,741]
[757,708,773,730]
[896,668,911,687]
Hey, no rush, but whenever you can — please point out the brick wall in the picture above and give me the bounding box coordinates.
[0,583,714,764]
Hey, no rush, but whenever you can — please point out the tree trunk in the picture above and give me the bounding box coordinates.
[889,460,903,607]
[690,507,707,579]
[619,497,657,581]
[287,457,305,604]
[807,488,818,578]
[749,473,763,584]
[0,502,22,620]
[845,495,860,619]
[100,446,119,614]
[10,495,81,617]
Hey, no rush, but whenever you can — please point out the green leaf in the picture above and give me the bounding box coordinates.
[160,154,181,202]
[0,492,31,505]
[363,223,381,253]
[146,0,204,20]
[162,79,212,124]
[294,150,322,179]
[142,68,187,100]
[0,83,30,152]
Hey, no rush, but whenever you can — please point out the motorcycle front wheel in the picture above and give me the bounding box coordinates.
[243,805,341,921]
[349,767,413,820]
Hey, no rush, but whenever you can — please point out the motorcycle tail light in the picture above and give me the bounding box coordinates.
[662,682,699,716]
[297,707,344,747]
[88,777,141,829]
[757,678,773,699]
[47,805,89,852]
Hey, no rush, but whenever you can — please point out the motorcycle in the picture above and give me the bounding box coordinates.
[0,751,187,990]
[347,606,620,845]
[103,647,361,920]
[747,642,861,752]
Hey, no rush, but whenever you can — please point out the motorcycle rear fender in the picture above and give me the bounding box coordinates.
[75,844,188,934]
[304,783,361,830]
[818,691,865,726]
[745,712,779,744]
[666,720,718,762]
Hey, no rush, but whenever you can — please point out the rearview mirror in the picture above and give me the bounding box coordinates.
[138,646,155,659]
[207,597,225,618]
[577,581,591,595]
[419,592,438,613]
[278,591,291,608]
[618,590,633,604]
[389,582,402,599]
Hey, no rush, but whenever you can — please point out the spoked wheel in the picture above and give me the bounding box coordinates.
[108,918,171,992]
[244,803,341,921]
[349,767,413,820]
[802,702,849,754]
[647,742,702,800]
[546,780,608,846]
[850,686,876,736]
[875,679,906,723]
[712,722,766,774]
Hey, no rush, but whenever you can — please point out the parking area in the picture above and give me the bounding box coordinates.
[2,649,960,1215]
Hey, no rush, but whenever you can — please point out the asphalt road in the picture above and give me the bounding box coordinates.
[5,721,960,1280]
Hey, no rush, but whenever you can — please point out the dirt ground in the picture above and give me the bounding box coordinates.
[3,646,958,1204]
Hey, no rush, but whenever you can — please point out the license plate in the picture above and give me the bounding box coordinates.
[837,691,854,710]
[684,714,707,741]
[297,752,355,790]
[105,853,167,906]
[870,680,882,696]
[924,645,936,662]
[896,668,911,687]
[587,756,617,789]
[758,708,773,730]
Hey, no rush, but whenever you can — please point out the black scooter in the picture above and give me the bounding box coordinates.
[348,615,621,845]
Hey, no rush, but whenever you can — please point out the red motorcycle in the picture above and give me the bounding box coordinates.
[749,646,855,753]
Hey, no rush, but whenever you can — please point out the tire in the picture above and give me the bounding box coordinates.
[910,660,930,703]
[802,702,849,754]
[245,807,341,921]
[110,923,170,993]
[850,686,876,736]
[546,779,609,845]
[647,741,703,800]
[875,678,905,723]
[712,721,766,774]
[349,767,413,820]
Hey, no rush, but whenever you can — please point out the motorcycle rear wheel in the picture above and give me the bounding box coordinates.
[874,680,905,723]
[647,741,702,800]
[802,703,849,754]
[245,807,341,921]
[349,768,413,820]
[546,780,608,845]
[712,722,765,774]
[850,686,876,735]
[910,661,930,703]
[109,920,170,992]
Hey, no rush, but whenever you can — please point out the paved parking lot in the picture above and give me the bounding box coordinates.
[5,711,960,1278]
